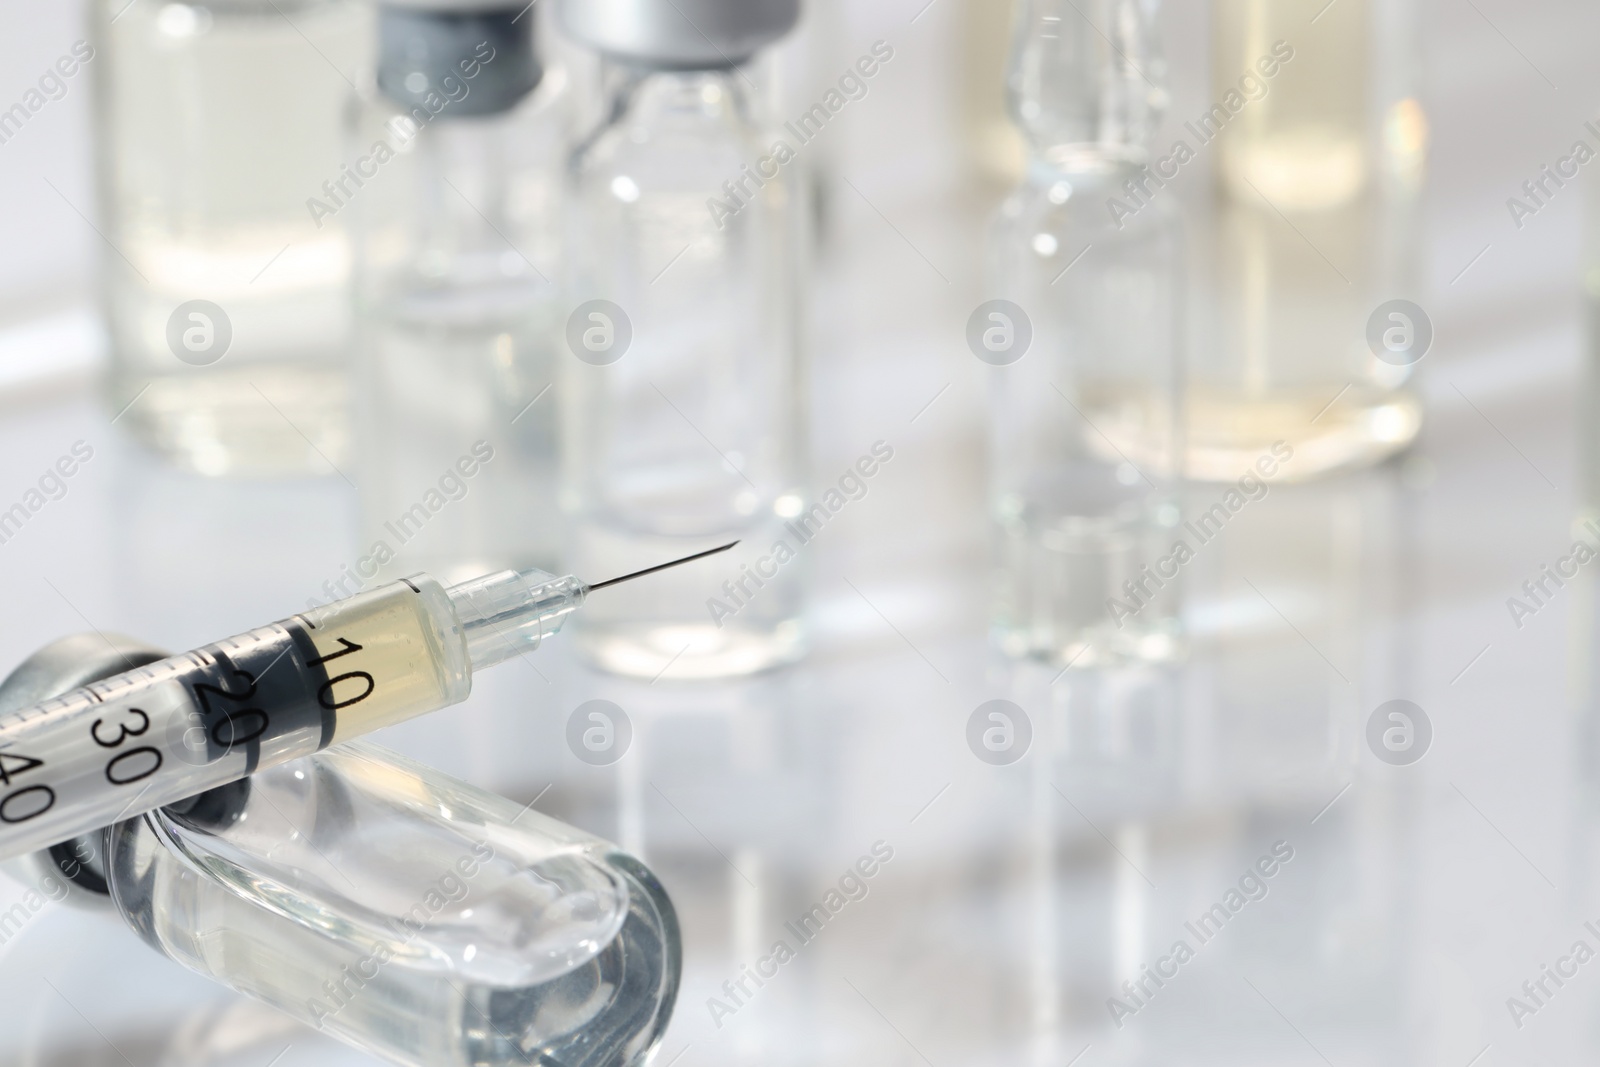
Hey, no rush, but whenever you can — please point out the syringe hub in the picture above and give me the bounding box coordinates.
[445,569,588,673]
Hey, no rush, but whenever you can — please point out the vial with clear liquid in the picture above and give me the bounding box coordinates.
[95,0,368,477]
[352,3,573,582]
[987,0,1185,667]
[558,0,808,680]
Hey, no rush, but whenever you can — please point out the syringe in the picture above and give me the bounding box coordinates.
[0,542,737,862]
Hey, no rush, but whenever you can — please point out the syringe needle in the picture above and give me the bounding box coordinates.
[585,540,741,592]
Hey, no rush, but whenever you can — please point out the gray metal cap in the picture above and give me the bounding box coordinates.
[0,634,168,911]
[557,0,799,69]
[378,4,543,118]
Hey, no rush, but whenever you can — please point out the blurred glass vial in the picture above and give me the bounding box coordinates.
[557,0,809,680]
[351,1,574,582]
[986,0,1186,667]
[95,0,369,476]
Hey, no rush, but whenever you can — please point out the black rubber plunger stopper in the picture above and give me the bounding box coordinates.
[163,776,253,832]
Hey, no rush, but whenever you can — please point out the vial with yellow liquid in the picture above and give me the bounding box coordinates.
[1187,0,1429,479]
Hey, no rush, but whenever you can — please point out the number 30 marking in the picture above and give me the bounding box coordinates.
[92,708,150,749]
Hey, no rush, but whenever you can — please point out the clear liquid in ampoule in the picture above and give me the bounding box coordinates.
[562,58,809,680]
[994,463,1184,667]
[107,742,680,1067]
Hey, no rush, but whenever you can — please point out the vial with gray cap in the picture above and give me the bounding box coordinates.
[0,634,680,1067]
[559,0,809,679]
[352,0,574,582]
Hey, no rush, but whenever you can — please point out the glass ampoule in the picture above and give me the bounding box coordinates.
[351,3,572,582]
[95,0,368,476]
[988,0,1185,667]
[1193,0,1427,479]
[558,0,808,680]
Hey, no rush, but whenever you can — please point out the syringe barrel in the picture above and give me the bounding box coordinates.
[0,566,588,861]
[0,574,484,862]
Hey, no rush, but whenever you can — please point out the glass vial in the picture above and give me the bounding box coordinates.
[558,0,808,680]
[95,0,368,477]
[108,742,680,1067]
[987,0,1184,667]
[352,4,571,583]
[1192,0,1428,479]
